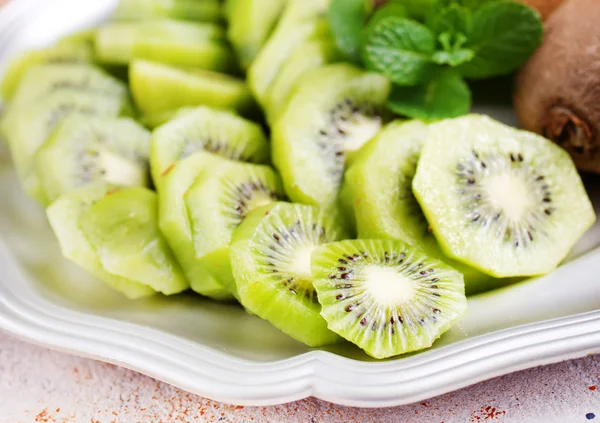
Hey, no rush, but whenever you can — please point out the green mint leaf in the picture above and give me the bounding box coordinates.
[432,48,475,66]
[362,16,438,86]
[399,0,439,21]
[328,0,372,64]
[387,71,471,121]
[367,2,407,29]
[427,3,471,36]
[458,0,543,79]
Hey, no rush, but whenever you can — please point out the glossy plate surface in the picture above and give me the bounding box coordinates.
[0,0,599,407]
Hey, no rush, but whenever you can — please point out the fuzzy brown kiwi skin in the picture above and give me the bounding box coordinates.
[514,0,600,174]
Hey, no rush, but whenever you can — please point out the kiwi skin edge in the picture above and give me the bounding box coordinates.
[514,0,600,174]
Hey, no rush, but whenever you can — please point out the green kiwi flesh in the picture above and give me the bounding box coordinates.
[264,36,341,124]
[150,106,269,187]
[342,120,496,295]
[10,63,128,107]
[129,60,254,116]
[185,162,285,296]
[139,107,196,129]
[158,152,235,300]
[413,114,596,277]
[230,202,346,346]
[36,116,151,203]
[226,0,287,69]
[312,239,467,359]
[247,0,329,106]
[272,64,390,210]
[46,183,155,299]
[0,44,93,102]
[113,0,222,22]
[1,89,132,205]
[95,20,234,71]
[79,187,188,295]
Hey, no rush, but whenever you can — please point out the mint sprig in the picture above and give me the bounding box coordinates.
[331,0,543,121]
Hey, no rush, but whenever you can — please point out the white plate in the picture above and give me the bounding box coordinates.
[0,0,599,408]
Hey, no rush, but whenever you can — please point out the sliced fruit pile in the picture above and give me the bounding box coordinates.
[0,0,595,359]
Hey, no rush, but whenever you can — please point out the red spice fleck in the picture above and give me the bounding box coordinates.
[590,385,597,391]
[55,409,60,413]
[34,409,49,423]
[234,406,244,410]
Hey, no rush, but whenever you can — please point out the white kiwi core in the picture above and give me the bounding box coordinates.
[290,246,316,281]
[482,173,533,222]
[362,265,417,306]
[341,115,382,153]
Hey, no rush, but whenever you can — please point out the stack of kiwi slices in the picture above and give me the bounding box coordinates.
[0,0,595,359]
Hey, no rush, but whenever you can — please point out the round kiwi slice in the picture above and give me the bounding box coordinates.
[185,161,285,296]
[95,20,233,71]
[263,36,342,124]
[247,0,329,106]
[79,187,188,295]
[129,60,255,117]
[226,0,287,70]
[113,0,222,22]
[10,63,128,107]
[1,89,132,205]
[413,114,596,277]
[0,44,93,103]
[36,116,151,203]
[150,106,269,187]
[230,202,347,346]
[312,239,467,359]
[46,183,155,299]
[158,151,236,300]
[272,63,390,210]
[342,120,496,295]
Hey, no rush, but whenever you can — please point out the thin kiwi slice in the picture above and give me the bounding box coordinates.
[247,0,329,106]
[36,116,150,203]
[79,187,188,295]
[46,183,155,299]
[264,36,341,124]
[10,63,128,107]
[342,120,496,295]
[113,0,222,22]
[413,114,596,277]
[56,28,97,48]
[150,106,269,187]
[0,44,93,102]
[129,60,254,117]
[312,239,467,359]
[139,107,196,129]
[185,161,285,296]
[1,89,132,205]
[272,64,390,211]
[230,202,346,346]
[158,151,235,300]
[95,20,234,71]
[226,0,288,69]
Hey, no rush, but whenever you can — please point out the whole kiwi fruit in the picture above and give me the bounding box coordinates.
[514,0,600,174]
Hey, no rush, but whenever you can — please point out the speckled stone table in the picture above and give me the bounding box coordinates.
[0,332,598,423]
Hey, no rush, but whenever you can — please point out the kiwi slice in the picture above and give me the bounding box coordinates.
[139,107,196,129]
[113,0,222,22]
[95,20,234,71]
[56,28,97,48]
[272,64,390,211]
[79,187,188,295]
[312,239,467,359]
[36,116,151,203]
[150,106,269,187]
[1,89,132,205]
[159,151,235,300]
[247,0,329,106]
[10,63,128,107]
[0,44,93,102]
[413,114,596,277]
[342,120,496,295]
[46,183,155,299]
[185,161,285,296]
[226,0,288,69]
[264,36,341,124]
[129,60,254,117]
[230,202,347,346]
